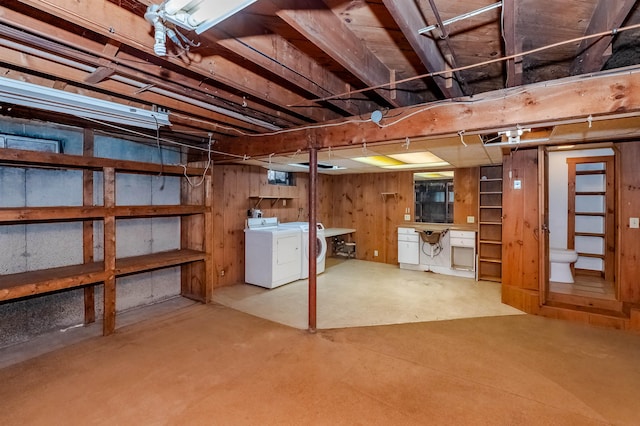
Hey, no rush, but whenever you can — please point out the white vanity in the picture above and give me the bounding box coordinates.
[398,226,476,279]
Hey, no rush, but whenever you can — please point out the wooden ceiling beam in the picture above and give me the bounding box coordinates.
[570,0,637,75]
[12,0,337,123]
[212,15,378,117]
[382,0,464,99]
[216,69,640,157]
[1,3,308,127]
[0,20,294,133]
[271,0,419,108]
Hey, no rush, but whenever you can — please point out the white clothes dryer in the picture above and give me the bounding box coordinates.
[244,217,302,288]
[279,222,327,279]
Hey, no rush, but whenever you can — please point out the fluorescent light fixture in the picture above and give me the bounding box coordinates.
[383,161,450,170]
[0,76,170,130]
[352,155,405,167]
[414,171,454,180]
[288,162,345,170]
[388,151,446,164]
[162,0,257,34]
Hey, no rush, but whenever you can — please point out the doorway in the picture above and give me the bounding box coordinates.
[543,146,619,309]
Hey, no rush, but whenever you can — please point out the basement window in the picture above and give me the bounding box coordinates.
[267,170,295,186]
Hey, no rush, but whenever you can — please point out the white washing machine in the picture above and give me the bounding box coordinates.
[279,222,327,279]
[244,217,302,288]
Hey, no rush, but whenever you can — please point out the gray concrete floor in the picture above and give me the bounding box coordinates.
[212,258,524,329]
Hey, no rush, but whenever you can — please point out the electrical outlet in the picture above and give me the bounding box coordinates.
[513,179,522,189]
[467,216,475,224]
[374,250,379,257]
[404,214,411,221]
[631,217,639,229]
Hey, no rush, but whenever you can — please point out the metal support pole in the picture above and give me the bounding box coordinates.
[308,147,318,333]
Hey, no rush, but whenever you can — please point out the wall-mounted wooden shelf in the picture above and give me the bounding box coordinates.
[249,195,295,208]
[380,192,398,202]
[478,165,503,282]
[0,148,212,336]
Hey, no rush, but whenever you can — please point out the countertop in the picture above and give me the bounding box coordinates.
[397,223,478,232]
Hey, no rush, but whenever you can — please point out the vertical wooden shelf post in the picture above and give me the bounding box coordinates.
[83,128,95,325]
[103,167,116,336]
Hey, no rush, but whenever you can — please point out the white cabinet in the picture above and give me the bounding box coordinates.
[449,230,476,271]
[398,227,419,264]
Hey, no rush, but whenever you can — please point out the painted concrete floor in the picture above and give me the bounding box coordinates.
[1,303,639,425]
[212,258,524,329]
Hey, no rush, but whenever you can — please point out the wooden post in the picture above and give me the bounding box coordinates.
[82,128,95,324]
[103,167,116,336]
[308,147,318,333]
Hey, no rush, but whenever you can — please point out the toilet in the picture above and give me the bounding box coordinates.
[549,248,579,283]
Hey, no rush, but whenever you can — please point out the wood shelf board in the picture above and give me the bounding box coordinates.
[575,212,605,217]
[576,191,605,196]
[478,274,502,282]
[0,148,207,176]
[577,252,605,259]
[116,249,206,276]
[249,195,296,199]
[575,232,605,237]
[0,205,206,223]
[479,205,502,209]
[479,191,503,195]
[0,249,205,302]
[576,170,605,175]
[0,262,106,302]
[479,257,502,263]
[249,195,295,208]
[479,240,503,245]
[113,205,207,218]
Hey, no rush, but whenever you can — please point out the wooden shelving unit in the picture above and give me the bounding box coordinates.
[0,148,212,336]
[478,165,503,282]
[567,156,614,280]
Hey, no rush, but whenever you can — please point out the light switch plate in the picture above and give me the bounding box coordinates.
[631,217,639,229]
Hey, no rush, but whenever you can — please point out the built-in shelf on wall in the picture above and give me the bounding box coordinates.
[478,165,503,282]
[380,192,398,202]
[249,195,295,208]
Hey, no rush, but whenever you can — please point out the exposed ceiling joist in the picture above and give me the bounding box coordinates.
[382,0,464,98]
[212,15,377,117]
[570,0,637,75]
[272,0,420,108]
[502,0,523,87]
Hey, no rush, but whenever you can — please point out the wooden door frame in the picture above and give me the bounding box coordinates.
[538,147,549,305]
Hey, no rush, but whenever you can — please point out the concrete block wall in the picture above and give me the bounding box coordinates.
[0,118,183,348]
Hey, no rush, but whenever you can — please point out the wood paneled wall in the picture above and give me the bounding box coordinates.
[617,142,640,303]
[211,165,479,288]
[324,171,414,264]
[211,164,332,289]
[453,167,479,224]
